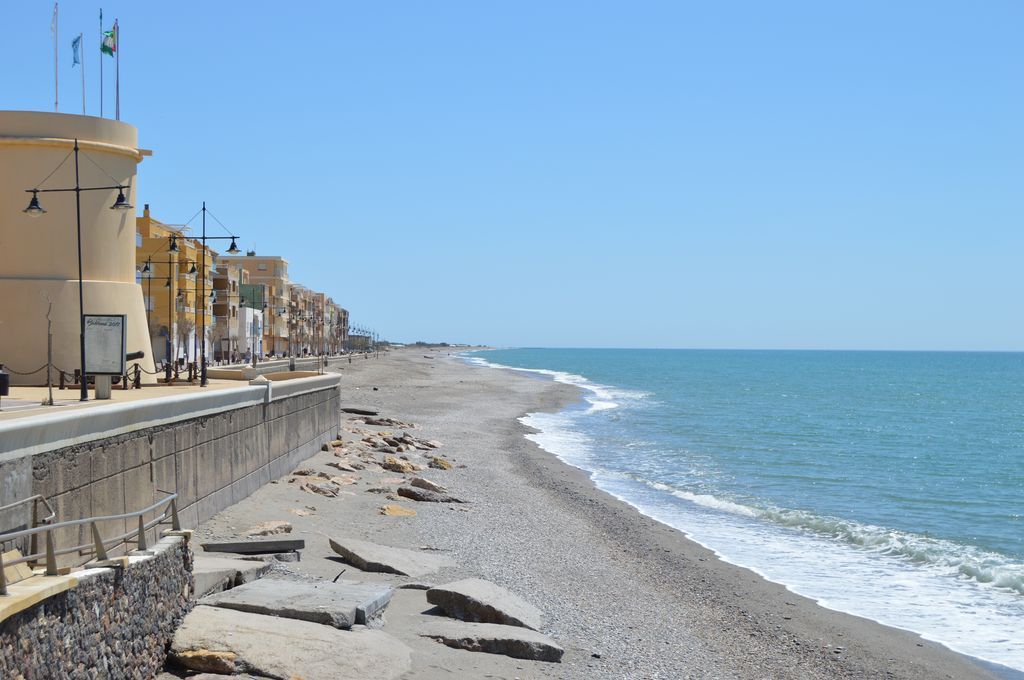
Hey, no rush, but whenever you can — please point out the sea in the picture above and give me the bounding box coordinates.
[463,348,1024,673]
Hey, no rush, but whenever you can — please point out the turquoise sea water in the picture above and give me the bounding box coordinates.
[466,349,1024,671]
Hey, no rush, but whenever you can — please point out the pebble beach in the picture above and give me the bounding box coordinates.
[186,349,1003,679]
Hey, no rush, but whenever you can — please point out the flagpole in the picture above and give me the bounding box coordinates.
[99,8,104,118]
[115,19,120,121]
[80,33,86,115]
[53,3,58,112]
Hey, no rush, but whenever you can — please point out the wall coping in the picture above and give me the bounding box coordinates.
[0,373,340,461]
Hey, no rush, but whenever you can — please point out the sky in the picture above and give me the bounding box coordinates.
[3,1,1022,350]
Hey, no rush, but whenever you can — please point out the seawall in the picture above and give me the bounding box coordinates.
[0,373,341,559]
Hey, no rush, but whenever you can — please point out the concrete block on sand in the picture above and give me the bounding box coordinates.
[200,577,394,628]
[329,537,454,577]
[192,554,271,598]
[418,620,564,662]
[170,605,411,679]
[427,578,543,631]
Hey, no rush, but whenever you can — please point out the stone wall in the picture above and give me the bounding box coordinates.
[0,375,341,562]
[0,534,193,680]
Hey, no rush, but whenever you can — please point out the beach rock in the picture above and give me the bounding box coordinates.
[397,486,464,503]
[301,482,341,498]
[172,674,261,680]
[245,520,292,537]
[364,417,415,428]
[330,439,345,447]
[170,605,410,679]
[329,537,454,576]
[288,507,316,516]
[382,456,418,474]
[321,443,330,451]
[330,474,360,486]
[424,440,443,449]
[427,578,543,630]
[192,555,272,598]
[379,504,417,517]
[417,620,563,662]
[200,578,394,629]
[328,460,358,472]
[342,407,379,416]
[429,456,453,470]
[410,477,447,493]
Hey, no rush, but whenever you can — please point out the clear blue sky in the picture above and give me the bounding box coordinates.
[4,1,1022,350]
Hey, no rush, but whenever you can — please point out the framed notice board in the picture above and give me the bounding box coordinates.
[84,314,127,375]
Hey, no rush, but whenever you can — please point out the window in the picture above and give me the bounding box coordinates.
[257,263,268,271]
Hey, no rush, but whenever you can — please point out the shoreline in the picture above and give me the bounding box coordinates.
[189,349,1010,678]
[464,349,1023,678]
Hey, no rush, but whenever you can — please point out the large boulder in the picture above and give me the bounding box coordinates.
[426,578,543,630]
[418,620,563,662]
[170,606,411,679]
[329,537,454,577]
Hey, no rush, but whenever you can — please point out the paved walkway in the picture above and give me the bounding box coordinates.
[0,379,245,422]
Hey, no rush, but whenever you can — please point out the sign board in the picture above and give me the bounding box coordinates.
[84,314,127,375]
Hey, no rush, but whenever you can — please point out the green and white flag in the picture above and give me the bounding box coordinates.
[101,24,116,56]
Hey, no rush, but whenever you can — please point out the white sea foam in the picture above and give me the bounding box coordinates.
[464,352,1024,672]
[464,352,648,414]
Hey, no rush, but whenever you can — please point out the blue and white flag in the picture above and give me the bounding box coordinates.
[71,34,81,66]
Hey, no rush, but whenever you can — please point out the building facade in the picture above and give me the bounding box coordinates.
[216,253,291,356]
[136,205,218,366]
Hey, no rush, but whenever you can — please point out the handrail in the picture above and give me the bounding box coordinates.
[0,494,57,562]
[0,490,181,596]
[0,494,56,527]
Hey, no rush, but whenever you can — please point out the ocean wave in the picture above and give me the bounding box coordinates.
[464,352,649,414]
[624,474,1024,597]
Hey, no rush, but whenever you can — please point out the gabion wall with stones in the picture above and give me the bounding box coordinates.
[0,535,193,680]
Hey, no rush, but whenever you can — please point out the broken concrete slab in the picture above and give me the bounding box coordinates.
[192,554,271,598]
[329,537,454,577]
[427,578,543,630]
[201,538,305,555]
[170,605,410,680]
[417,620,563,662]
[199,577,394,628]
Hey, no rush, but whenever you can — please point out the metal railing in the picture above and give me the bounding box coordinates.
[0,490,181,596]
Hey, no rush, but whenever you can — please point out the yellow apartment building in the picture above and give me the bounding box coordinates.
[211,263,244,362]
[216,253,291,356]
[136,205,218,365]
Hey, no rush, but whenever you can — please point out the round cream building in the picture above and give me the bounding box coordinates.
[0,111,157,386]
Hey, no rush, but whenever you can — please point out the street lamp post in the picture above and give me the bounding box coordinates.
[23,138,134,401]
[167,203,239,387]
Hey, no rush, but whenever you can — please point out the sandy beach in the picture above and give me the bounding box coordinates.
[188,349,1003,679]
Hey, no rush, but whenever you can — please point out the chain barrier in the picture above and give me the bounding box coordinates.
[0,364,49,376]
